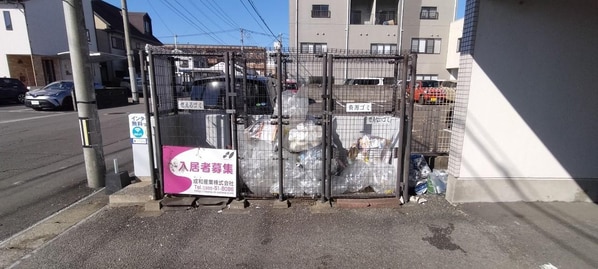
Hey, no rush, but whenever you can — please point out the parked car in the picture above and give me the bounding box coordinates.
[0,77,28,104]
[120,76,144,97]
[412,80,447,105]
[190,76,275,115]
[343,77,385,86]
[25,80,75,110]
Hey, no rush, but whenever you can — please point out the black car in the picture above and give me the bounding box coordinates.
[190,76,275,115]
[0,77,28,104]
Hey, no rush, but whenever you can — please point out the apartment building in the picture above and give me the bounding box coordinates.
[289,0,457,81]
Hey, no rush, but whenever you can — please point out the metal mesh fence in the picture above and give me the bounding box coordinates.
[146,46,453,200]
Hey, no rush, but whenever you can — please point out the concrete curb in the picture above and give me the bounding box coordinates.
[0,190,108,268]
[108,180,154,207]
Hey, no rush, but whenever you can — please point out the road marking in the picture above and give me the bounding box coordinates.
[3,109,32,112]
[0,113,67,124]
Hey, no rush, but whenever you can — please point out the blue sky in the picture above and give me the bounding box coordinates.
[104,0,466,47]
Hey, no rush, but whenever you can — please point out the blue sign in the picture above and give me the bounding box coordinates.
[132,127,144,138]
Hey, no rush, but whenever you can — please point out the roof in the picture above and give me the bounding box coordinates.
[91,0,162,46]
[57,51,126,62]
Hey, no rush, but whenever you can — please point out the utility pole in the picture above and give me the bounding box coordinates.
[240,28,244,55]
[121,0,139,104]
[62,0,106,188]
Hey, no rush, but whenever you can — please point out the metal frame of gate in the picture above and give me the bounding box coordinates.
[142,45,419,203]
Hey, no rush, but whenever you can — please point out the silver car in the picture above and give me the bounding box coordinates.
[25,80,75,110]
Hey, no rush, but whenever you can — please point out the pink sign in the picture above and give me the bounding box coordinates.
[162,146,237,197]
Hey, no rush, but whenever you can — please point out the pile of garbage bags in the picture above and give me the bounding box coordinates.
[240,127,398,196]
[238,87,447,197]
[409,154,448,195]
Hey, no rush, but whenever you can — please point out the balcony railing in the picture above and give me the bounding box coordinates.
[311,10,331,18]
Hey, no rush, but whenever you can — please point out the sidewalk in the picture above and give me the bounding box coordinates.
[2,180,597,268]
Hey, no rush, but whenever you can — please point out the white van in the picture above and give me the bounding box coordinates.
[343,78,385,86]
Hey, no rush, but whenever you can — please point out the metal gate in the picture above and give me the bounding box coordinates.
[144,45,418,202]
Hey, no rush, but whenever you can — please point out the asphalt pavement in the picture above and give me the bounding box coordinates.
[1,184,597,269]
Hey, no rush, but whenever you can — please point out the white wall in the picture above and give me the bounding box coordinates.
[0,4,31,76]
[445,18,462,70]
[448,0,598,202]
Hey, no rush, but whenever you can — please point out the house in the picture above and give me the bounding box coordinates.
[91,0,162,85]
[289,0,457,82]
[0,0,98,87]
[0,0,161,88]
[445,0,598,202]
[158,44,268,83]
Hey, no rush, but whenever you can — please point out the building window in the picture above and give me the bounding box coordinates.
[411,38,441,54]
[301,43,327,54]
[3,11,13,31]
[311,5,330,18]
[178,60,189,68]
[111,37,125,50]
[416,74,438,81]
[457,38,462,52]
[420,7,438,20]
[377,10,397,25]
[144,19,152,34]
[350,10,361,24]
[370,44,397,55]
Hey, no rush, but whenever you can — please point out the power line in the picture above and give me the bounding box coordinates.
[246,0,277,39]
[186,0,238,42]
[238,0,270,37]
[157,29,238,39]
[157,0,223,44]
[146,0,174,35]
[205,0,239,29]
[172,0,225,44]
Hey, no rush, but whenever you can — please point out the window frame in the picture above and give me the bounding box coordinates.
[111,36,125,50]
[3,11,13,31]
[416,74,439,81]
[350,10,361,24]
[420,7,439,20]
[370,43,397,55]
[377,10,397,24]
[410,38,441,54]
[300,42,328,54]
[311,5,330,18]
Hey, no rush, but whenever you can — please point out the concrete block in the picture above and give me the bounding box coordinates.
[105,171,131,195]
[272,200,290,209]
[334,198,401,209]
[161,196,197,207]
[109,181,154,207]
[310,200,335,214]
[144,200,162,212]
[228,199,249,210]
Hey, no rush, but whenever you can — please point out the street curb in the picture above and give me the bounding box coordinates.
[108,181,154,207]
[0,189,108,268]
[334,198,402,208]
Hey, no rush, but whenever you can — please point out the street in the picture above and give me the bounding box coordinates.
[0,101,144,241]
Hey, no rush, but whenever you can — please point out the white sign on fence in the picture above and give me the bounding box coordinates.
[366,116,393,125]
[178,100,204,110]
[346,103,372,112]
